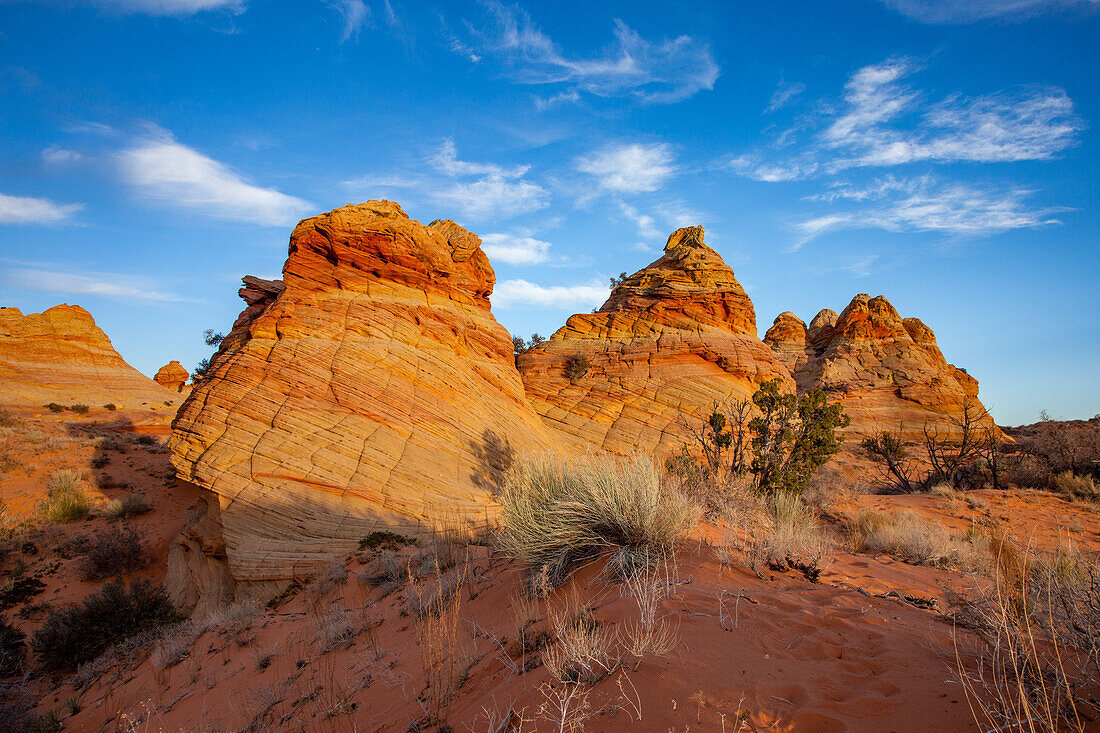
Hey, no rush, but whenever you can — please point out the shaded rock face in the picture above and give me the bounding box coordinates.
[517,226,794,455]
[764,294,984,437]
[167,201,555,608]
[154,360,190,393]
[0,304,175,407]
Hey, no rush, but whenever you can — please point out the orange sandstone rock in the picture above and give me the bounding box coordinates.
[0,304,175,407]
[517,226,794,455]
[154,360,190,393]
[167,202,555,610]
[764,294,987,437]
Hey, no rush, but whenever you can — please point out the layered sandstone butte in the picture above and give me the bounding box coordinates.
[517,226,794,455]
[764,294,985,436]
[0,304,176,407]
[167,201,555,610]
[154,360,190,393]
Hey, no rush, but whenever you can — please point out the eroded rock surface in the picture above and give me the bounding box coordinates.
[517,226,794,455]
[764,294,986,437]
[168,202,555,604]
[0,304,175,407]
[154,360,190,393]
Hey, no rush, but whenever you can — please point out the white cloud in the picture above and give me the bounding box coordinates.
[617,202,662,241]
[84,0,244,15]
[430,139,529,179]
[492,278,609,309]
[766,79,806,113]
[464,2,719,105]
[793,177,1065,247]
[329,0,369,42]
[879,0,1099,23]
[0,193,83,224]
[117,128,314,226]
[2,269,191,302]
[42,146,83,165]
[577,143,676,193]
[433,176,549,220]
[732,58,1083,182]
[480,233,553,265]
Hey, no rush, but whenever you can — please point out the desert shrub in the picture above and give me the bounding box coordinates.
[38,470,91,523]
[359,530,416,552]
[67,404,89,415]
[102,494,152,521]
[96,435,127,453]
[133,434,159,447]
[562,354,590,380]
[853,510,987,569]
[44,403,65,413]
[750,380,849,496]
[103,403,116,411]
[78,526,147,580]
[31,578,179,670]
[1051,472,1099,501]
[512,333,546,356]
[0,617,26,676]
[0,409,15,427]
[497,453,697,585]
[749,493,831,580]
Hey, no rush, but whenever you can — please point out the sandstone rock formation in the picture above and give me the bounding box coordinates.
[167,201,556,610]
[517,226,794,455]
[0,304,176,407]
[154,360,190,393]
[764,294,985,437]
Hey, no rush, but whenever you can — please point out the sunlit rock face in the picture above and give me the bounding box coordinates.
[517,226,794,456]
[167,201,555,609]
[765,294,987,438]
[0,304,175,407]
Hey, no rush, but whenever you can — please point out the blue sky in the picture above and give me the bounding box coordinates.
[0,0,1097,425]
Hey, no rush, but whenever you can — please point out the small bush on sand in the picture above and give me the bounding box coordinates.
[0,617,26,676]
[44,403,65,413]
[38,470,91,523]
[32,578,179,670]
[79,526,147,580]
[102,494,152,521]
[1051,472,1099,502]
[853,510,987,570]
[358,531,416,552]
[0,408,15,427]
[749,493,831,581]
[562,354,590,380]
[67,404,89,415]
[497,453,697,586]
[103,403,116,411]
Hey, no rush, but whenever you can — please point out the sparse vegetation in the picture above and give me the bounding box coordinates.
[103,403,116,411]
[0,616,26,676]
[512,332,546,357]
[38,470,92,523]
[78,526,148,580]
[1051,471,1099,501]
[562,354,590,380]
[497,453,696,586]
[749,493,831,581]
[359,530,416,552]
[68,403,89,415]
[44,403,65,413]
[32,578,179,670]
[102,493,152,520]
[852,510,987,569]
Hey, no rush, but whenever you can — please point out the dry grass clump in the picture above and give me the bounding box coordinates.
[749,493,832,581]
[102,494,152,521]
[414,558,470,727]
[1051,472,1099,502]
[38,470,92,523]
[955,548,1100,732]
[497,453,697,586]
[853,510,987,570]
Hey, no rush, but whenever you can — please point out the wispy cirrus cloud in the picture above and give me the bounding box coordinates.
[577,143,677,193]
[0,193,83,224]
[766,77,806,113]
[793,176,1066,247]
[733,58,1083,181]
[457,1,719,105]
[61,0,244,15]
[491,277,608,309]
[878,0,1099,23]
[427,140,549,221]
[328,0,369,42]
[116,126,314,226]
[1,268,193,302]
